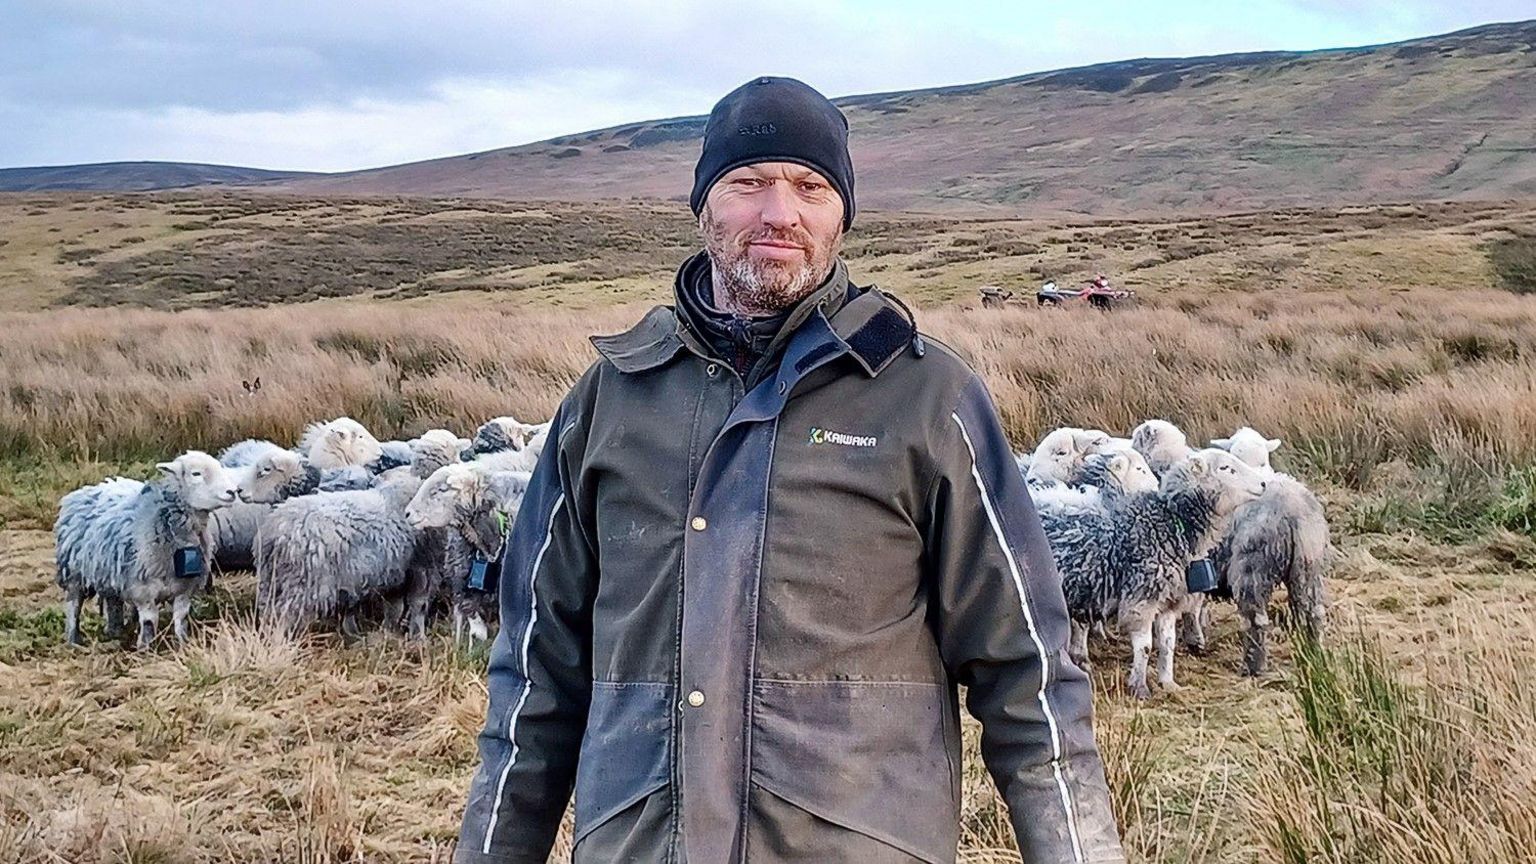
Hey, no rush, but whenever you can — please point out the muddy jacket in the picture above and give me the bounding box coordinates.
[454,255,1125,864]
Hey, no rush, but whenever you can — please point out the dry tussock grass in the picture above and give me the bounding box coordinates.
[2,218,1535,860]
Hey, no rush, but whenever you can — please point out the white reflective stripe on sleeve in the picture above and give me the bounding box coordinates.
[482,492,566,854]
[951,413,1085,864]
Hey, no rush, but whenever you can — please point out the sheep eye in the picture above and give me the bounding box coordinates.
[191,470,202,477]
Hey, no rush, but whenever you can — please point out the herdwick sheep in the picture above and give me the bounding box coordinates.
[408,429,472,479]
[207,439,293,574]
[237,450,323,505]
[1024,427,1087,486]
[405,464,532,643]
[466,416,547,458]
[1211,426,1281,472]
[1131,419,1196,479]
[371,440,415,473]
[254,471,424,639]
[1209,428,1330,675]
[54,452,237,648]
[296,417,383,471]
[1042,449,1268,698]
[1029,450,1158,518]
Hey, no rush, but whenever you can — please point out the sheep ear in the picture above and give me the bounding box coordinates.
[1266,438,1281,452]
[1210,437,1231,450]
[156,461,177,476]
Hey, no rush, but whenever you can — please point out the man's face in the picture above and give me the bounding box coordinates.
[700,161,845,315]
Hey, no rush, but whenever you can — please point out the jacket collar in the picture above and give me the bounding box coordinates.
[591,255,916,379]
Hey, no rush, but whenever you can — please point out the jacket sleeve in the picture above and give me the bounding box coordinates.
[454,397,597,864]
[926,374,1126,864]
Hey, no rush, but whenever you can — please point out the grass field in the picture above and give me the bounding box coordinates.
[1,192,1534,862]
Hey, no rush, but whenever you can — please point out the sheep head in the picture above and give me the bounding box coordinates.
[1174,449,1268,517]
[306,417,383,470]
[238,450,319,504]
[1025,427,1085,485]
[406,463,485,530]
[1210,426,1282,471]
[157,451,238,511]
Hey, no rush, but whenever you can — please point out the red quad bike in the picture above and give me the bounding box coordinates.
[1036,275,1136,310]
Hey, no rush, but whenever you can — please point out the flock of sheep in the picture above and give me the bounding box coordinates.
[1017,419,1330,698]
[51,406,1329,699]
[53,415,548,649]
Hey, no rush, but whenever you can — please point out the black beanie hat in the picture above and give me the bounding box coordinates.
[690,76,855,230]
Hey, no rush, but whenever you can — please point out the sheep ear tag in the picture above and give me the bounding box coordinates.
[467,558,499,594]
[1185,558,1218,593]
[173,546,206,580]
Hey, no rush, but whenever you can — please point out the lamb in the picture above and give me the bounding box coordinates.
[1131,419,1196,479]
[404,464,532,643]
[466,421,552,474]
[54,452,237,648]
[1041,448,1268,698]
[254,470,424,638]
[1209,427,1330,675]
[296,417,383,471]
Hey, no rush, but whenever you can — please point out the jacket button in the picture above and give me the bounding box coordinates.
[706,363,718,377]
[687,690,705,707]
[690,516,707,531]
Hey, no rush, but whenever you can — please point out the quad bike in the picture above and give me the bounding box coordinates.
[1036,275,1135,309]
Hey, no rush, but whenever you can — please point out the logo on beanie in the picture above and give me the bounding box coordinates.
[738,123,777,137]
[808,427,878,448]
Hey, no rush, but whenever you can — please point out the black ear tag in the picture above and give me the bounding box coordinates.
[174,546,206,580]
[1186,558,1218,593]
[467,557,499,594]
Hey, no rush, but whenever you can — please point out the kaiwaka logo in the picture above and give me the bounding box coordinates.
[808,426,878,448]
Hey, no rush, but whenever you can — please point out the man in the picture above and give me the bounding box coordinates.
[454,76,1125,864]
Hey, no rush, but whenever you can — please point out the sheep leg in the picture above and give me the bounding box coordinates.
[452,607,465,645]
[1287,563,1326,647]
[63,591,83,646]
[1121,606,1155,700]
[1179,595,1209,655]
[1238,606,1270,676]
[1154,610,1182,692]
[340,608,363,642]
[1068,619,1091,672]
[136,603,158,650]
[172,593,193,644]
[102,595,126,639]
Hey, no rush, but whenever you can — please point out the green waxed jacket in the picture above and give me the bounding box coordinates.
[453,255,1126,864]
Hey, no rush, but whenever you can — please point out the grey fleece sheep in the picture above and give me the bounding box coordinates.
[1209,428,1331,675]
[207,439,293,573]
[254,471,424,638]
[54,452,238,648]
[404,464,531,643]
[1042,449,1268,698]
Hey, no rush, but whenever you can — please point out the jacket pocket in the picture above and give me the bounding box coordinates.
[750,680,960,864]
[572,681,672,846]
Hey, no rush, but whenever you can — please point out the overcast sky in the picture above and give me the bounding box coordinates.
[3,0,1531,172]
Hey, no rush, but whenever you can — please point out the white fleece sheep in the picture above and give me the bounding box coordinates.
[296,416,383,471]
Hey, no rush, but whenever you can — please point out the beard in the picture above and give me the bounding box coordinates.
[700,207,842,316]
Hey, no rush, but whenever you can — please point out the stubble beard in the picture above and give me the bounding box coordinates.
[701,206,842,316]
